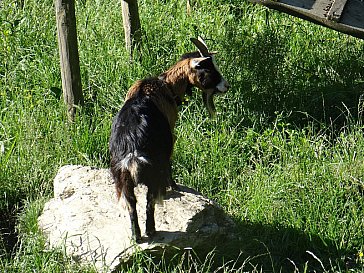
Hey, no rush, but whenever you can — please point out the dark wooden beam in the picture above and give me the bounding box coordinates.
[327,0,349,22]
[249,0,364,40]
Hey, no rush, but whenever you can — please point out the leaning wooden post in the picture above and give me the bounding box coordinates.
[55,0,84,121]
[121,0,141,56]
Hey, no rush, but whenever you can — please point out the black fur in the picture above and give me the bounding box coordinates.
[109,87,174,242]
[180,51,201,60]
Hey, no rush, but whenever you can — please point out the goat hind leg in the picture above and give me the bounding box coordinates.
[146,189,156,237]
[121,171,142,242]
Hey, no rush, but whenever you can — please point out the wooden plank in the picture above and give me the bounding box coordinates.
[250,0,364,40]
[327,0,349,21]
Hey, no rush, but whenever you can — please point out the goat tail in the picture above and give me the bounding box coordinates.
[112,151,149,186]
[115,169,132,201]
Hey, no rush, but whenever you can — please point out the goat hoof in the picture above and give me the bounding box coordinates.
[146,229,156,237]
[133,234,142,244]
[132,231,142,243]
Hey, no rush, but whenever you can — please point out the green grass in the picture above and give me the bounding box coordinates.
[1,0,364,272]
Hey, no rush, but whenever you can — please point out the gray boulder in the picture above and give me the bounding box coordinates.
[38,165,235,272]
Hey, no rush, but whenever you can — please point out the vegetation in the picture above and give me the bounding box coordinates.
[1,0,364,272]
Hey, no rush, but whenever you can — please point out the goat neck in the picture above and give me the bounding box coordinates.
[158,58,194,103]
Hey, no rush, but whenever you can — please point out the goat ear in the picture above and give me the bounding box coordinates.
[190,57,210,69]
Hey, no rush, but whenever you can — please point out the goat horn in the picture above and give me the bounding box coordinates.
[190,36,210,57]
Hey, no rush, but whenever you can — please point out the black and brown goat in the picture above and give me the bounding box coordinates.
[109,37,229,242]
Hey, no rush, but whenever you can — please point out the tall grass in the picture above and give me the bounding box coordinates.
[1,0,364,272]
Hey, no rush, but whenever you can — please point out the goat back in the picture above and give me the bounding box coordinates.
[109,95,173,196]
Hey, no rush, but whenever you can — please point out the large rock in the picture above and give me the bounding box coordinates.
[38,165,235,272]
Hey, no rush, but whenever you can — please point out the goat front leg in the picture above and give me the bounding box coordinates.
[122,172,142,242]
[168,137,179,191]
[146,189,156,237]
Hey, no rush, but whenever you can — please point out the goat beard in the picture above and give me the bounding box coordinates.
[202,90,216,117]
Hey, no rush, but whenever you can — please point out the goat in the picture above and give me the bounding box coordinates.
[109,37,230,242]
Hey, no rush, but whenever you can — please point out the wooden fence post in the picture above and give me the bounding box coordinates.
[55,0,84,120]
[121,0,141,55]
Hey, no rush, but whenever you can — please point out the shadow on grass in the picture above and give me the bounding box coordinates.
[218,220,361,272]
[113,188,362,273]
[222,6,364,129]
[115,217,362,272]
[0,208,18,259]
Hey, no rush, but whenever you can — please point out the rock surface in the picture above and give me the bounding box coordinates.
[38,165,235,272]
